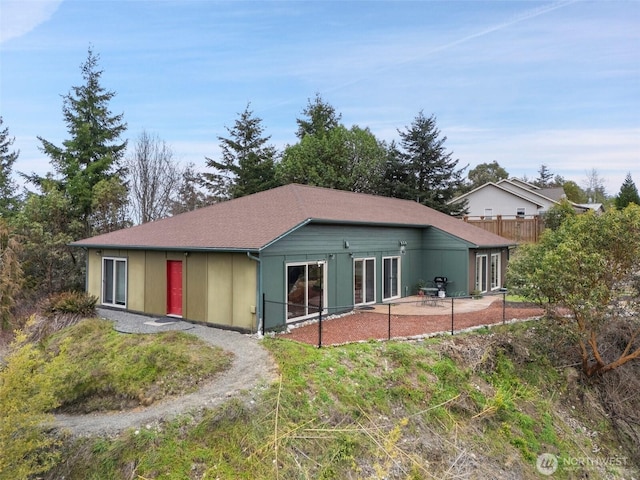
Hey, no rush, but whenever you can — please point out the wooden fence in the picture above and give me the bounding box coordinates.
[463,215,544,243]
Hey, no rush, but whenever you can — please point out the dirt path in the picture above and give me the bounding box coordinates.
[52,301,543,436]
[54,314,279,437]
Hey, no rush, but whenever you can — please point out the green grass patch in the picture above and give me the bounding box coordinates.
[25,319,639,479]
[42,318,233,412]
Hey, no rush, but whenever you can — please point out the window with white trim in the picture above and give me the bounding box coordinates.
[286,261,326,321]
[382,256,401,301]
[102,257,127,307]
[484,208,493,220]
[490,253,501,290]
[516,207,525,218]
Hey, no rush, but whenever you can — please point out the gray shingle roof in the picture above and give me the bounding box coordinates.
[71,184,514,251]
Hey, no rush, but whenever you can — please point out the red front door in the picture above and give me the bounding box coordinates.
[167,260,183,316]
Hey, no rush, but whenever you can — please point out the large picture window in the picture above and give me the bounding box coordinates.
[103,257,127,307]
[354,258,375,305]
[382,256,400,301]
[286,261,326,321]
[490,253,501,290]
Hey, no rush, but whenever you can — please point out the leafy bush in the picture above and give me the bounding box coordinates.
[43,291,97,317]
[0,326,62,479]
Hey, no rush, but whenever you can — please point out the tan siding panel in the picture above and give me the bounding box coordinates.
[186,253,207,322]
[87,249,102,300]
[145,251,167,316]
[232,254,256,330]
[207,254,233,326]
[127,250,146,312]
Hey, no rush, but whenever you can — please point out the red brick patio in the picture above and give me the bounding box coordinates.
[277,296,545,346]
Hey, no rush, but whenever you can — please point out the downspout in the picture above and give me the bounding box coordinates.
[246,252,262,335]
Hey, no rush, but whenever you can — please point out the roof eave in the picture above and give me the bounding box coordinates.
[69,243,261,254]
[309,218,432,229]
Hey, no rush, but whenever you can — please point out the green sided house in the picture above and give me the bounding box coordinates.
[71,184,515,332]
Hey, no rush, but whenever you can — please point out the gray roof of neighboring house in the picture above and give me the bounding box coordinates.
[448,180,566,207]
[71,184,515,251]
[537,187,566,202]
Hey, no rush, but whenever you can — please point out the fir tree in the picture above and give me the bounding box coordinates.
[30,47,127,237]
[395,111,468,215]
[0,117,21,218]
[615,172,640,209]
[201,104,278,201]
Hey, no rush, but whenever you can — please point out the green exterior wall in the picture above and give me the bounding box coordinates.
[420,228,470,297]
[260,223,467,329]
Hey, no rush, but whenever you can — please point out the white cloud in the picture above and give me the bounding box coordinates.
[0,0,63,44]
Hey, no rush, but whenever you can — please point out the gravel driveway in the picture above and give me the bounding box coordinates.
[53,309,279,437]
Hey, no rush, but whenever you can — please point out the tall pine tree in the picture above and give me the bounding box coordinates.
[393,111,467,215]
[0,117,21,218]
[31,48,127,237]
[201,104,278,201]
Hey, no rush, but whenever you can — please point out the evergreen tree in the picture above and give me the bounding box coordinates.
[171,163,210,215]
[533,164,554,188]
[394,111,467,215]
[201,104,278,201]
[0,219,23,330]
[379,141,412,199]
[615,172,640,209]
[295,93,342,139]
[0,117,21,218]
[278,95,386,193]
[13,182,84,295]
[30,47,127,238]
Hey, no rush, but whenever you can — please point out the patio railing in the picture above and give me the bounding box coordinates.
[263,291,541,348]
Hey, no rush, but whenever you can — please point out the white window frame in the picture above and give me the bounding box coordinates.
[382,256,401,301]
[285,261,327,322]
[490,253,501,290]
[475,254,488,293]
[102,257,127,308]
[484,208,493,220]
[354,257,376,306]
[516,207,526,218]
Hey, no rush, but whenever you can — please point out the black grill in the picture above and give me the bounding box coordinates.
[434,276,448,293]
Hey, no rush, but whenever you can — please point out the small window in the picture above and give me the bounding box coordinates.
[516,208,525,218]
[484,208,493,220]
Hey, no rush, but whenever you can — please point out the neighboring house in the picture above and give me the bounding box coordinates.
[449,178,601,218]
[71,184,515,332]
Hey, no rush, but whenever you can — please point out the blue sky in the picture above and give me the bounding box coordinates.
[1,0,638,195]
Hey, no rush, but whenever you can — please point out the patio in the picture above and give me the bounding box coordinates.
[279,294,545,347]
[367,294,501,316]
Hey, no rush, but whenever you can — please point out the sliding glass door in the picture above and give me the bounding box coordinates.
[103,257,127,307]
[354,258,375,305]
[382,256,400,301]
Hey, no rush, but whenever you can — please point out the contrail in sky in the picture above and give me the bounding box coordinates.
[331,0,580,93]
